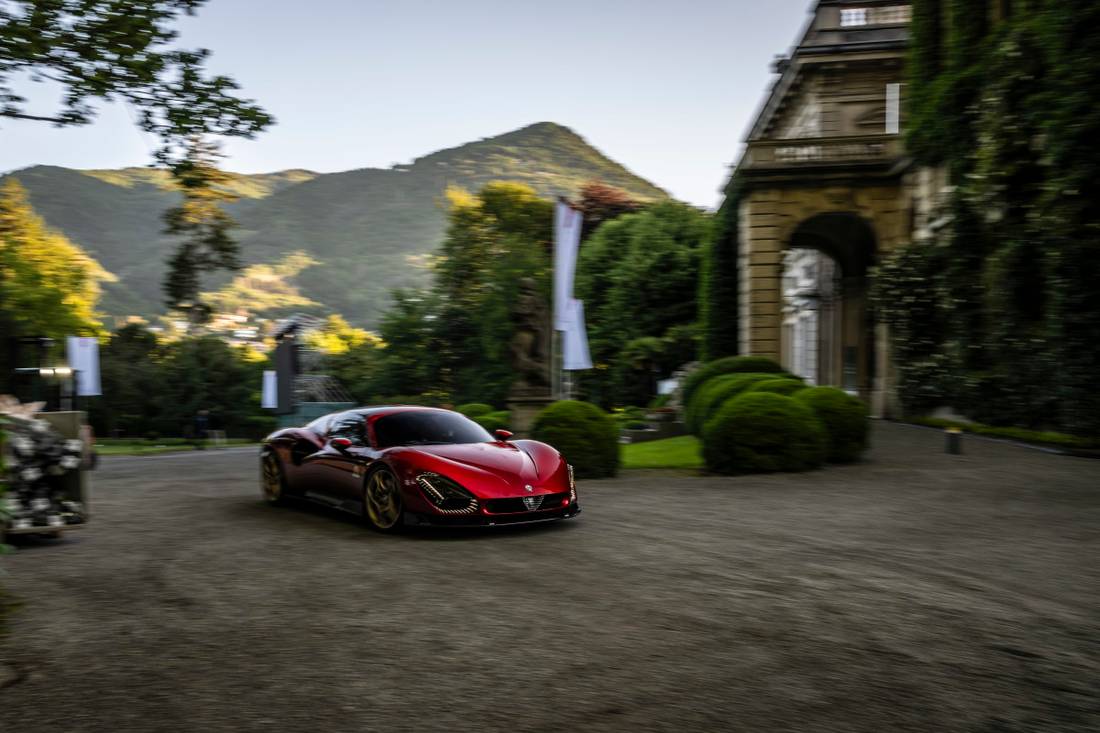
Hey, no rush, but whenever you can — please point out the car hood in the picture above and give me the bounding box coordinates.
[393,441,563,498]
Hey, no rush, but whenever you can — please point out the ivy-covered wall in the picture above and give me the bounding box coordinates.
[699,176,741,362]
[874,0,1100,436]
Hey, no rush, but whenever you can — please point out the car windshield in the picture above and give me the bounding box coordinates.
[374,411,493,448]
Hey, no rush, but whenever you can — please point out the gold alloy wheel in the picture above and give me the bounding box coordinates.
[365,468,402,530]
[261,454,282,503]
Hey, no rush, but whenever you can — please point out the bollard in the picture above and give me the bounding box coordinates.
[945,427,963,455]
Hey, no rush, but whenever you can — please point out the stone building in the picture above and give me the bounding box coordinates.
[736,0,917,416]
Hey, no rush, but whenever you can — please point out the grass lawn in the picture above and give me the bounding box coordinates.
[94,438,256,456]
[620,435,703,470]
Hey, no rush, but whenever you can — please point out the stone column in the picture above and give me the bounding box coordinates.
[739,191,784,361]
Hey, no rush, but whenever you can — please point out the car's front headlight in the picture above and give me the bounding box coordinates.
[416,472,479,515]
[567,464,577,503]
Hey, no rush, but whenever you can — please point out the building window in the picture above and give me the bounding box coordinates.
[871,5,912,24]
[840,8,868,26]
[840,5,912,28]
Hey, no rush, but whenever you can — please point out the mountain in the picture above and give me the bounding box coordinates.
[3,122,667,327]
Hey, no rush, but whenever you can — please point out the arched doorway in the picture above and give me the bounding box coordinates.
[780,213,877,398]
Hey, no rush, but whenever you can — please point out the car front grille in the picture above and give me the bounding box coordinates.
[484,492,571,514]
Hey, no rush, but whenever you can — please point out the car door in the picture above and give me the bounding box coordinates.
[310,413,372,512]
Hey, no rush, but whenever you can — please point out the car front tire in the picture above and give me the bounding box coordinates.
[261,452,289,506]
[364,466,404,533]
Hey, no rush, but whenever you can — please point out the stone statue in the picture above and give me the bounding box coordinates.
[509,277,551,397]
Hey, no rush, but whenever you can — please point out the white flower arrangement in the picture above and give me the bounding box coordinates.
[1,394,87,530]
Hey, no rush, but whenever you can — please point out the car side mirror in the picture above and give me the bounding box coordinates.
[330,437,353,452]
[494,429,514,441]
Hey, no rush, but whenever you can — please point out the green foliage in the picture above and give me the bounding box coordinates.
[575,201,711,407]
[621,435,703,470]
[700,175,742,361]
[0,0,273,167]
[702,393,826,475]
[531,400,619,479]
[4,123,666,326]
[434,182,554,405]
[306,315,378,356]
[86,326,273,440]
[793,387,869,463]
[908,417,1100,450]
[749,379,807,397]
[473,411,511,433]
[611,406,648,431]
[889,0,1100,436]
[680,356,788,413]
[686,373,788,436]
[456,403,494,419]
[162,141,243,323]
[201,251,319,317]
[0,180,112,386]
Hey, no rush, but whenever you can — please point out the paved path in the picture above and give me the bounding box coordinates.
[2,423,1098,732]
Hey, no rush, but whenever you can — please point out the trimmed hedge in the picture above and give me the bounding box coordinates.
[793,387,869,463]
[681,356,789,410]
[456,403,494,419]
[473,410,511,433]
[749,378,807,397]
[702,393,826,475]
[686,372,793,436]
[531,400,619,479]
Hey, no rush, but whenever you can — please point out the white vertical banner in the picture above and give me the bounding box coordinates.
[885,83,901,135]
[261,370,278,409]
[553,200,583,331]
[66,336,101,396]
[562,298,593,371]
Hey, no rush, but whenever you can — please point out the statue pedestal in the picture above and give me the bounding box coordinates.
[506,394,555,437]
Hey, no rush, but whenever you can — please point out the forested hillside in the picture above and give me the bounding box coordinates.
[4,122,667,326]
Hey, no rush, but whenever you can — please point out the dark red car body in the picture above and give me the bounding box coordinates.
[260,406,580,529]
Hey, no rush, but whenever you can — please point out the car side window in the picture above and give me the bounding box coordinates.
[327,414,366,445]
[305,415,331,438]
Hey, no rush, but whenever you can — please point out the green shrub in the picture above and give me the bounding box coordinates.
[648,393,671,409]
[456,403,494,419]
[473,410,511,433]
[686,372,789,435]
[793,387,869,463]
[612,406,647,429]
[702,393,826,474]
[681,356,789,410]
[749,378,807,397]
[532,400,619,479]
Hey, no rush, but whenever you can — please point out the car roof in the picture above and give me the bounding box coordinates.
[350,405,452,418]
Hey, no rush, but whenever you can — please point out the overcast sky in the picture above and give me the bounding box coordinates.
[0,0,813,209]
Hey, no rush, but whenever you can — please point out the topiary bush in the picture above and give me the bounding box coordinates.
[702,392,826,475]
[749,378,807,397]
[793,387,869,463]
[681,356,789,411]
[456,403,494,419]
[531,400,619,479]
[473,410,511,433]
[686,372,791,436]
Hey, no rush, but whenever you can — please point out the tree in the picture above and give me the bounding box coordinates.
[575,181,641,241]
[433,183,553,405]
[162,139,242,322]
[87,324,164,437]
[0,179,112,385]
[307,314,378,356]
[2,1,274,326]
[576,201,711,406]
[0,0,272,167]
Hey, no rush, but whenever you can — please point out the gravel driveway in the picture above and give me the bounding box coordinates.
[2,423,1098,732]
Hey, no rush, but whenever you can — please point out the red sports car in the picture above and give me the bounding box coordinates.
[260,406,580,531]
